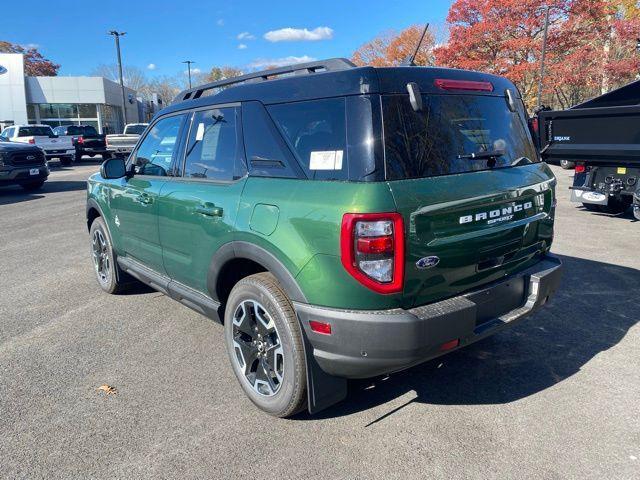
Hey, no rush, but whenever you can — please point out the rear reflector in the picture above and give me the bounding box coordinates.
[309,320,332,335]
[575,164,586,173]
[434,78,494,92]
[440,339,460,351]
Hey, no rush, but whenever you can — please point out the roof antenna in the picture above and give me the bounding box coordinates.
[402,23,430,66]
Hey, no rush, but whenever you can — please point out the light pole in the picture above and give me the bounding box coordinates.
[537,6,551,109]
[109,30,128,130]
[182,60,195,89]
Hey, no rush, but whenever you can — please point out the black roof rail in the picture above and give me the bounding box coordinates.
[173,57,357,103]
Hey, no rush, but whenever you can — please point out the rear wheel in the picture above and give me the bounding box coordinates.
[89,217,128,294]
[21,180,45,191]
[582,203,600,212]
[224,272,307,417]
[599,197,632,215]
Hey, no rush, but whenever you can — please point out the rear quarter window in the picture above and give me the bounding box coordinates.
[267,97,348,180]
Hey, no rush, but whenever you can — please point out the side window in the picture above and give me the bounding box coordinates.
[0,128,10,140]
[267,97,347,180]
[183,107,241,181]
[132,114,185,176]
[242,101,301,179]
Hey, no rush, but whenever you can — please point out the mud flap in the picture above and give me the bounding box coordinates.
[299,324,348,414]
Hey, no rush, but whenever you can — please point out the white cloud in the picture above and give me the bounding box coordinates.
[249,55,316,69]
[238,43,248,50]
[264,26,333,42]
[185,68,201,75]
[216,19,224,26]
[237,32,255,40]
[147,63,157,70]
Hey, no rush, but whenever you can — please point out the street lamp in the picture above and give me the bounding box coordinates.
[108,30,128,130]
[182,60,195,89]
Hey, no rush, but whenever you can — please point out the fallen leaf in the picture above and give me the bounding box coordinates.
[97,384,117,395]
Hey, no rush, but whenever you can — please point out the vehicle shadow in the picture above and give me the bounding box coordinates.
[576,205,638,222]
[0,180,87,205]
[301,254,639,420]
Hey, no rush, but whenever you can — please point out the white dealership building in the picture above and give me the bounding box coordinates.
[0,53,141,134]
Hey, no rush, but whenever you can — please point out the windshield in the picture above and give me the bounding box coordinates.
[125,124,147,135]
[19,126,53,137]
[382,94,537,180]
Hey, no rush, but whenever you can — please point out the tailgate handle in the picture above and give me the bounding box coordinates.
[477,256,505,272]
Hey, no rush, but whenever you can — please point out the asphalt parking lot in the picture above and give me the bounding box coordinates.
[0,162,638,479]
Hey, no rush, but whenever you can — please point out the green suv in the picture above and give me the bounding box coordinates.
[87,59,562,417]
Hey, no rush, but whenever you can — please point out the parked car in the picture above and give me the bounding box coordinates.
[539,79,640,214]
[87,58,562,417]
[105,123,148,158]
[53,125,107,160]
[0,125,75,165]
[0,139,49,190]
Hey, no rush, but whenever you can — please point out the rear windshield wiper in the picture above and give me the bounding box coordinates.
[457,150,505,160]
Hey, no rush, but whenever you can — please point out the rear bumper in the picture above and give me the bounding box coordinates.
[44,149,75,159]
[295,254,562,379]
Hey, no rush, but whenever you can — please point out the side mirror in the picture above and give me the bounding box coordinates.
[100,157,127,179]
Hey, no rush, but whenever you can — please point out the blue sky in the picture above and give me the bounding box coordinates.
[3,0,452,78]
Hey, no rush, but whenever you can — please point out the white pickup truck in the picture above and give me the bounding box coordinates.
[105,123,148,158]
[0,125,76,165]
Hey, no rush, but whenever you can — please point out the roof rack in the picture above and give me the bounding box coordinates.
[174,57,356,103]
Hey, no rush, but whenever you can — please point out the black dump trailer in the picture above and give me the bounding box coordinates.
[538,80,640,219]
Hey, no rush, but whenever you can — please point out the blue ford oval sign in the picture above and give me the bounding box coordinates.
[0,65,7,75]
[416,256,440,269]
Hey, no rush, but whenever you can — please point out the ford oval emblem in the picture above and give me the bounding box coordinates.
[416,256,440,269]
[0,65,7,75]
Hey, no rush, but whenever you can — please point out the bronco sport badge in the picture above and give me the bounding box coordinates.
[458,199,539,225]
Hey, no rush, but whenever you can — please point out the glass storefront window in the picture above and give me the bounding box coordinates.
[78,104,97,118]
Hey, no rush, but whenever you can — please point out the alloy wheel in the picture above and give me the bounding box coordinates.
[232,300,284,396]
[92,229,110,284]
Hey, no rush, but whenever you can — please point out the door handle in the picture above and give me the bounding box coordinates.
[194,203,223,217]
[136,193,153,205]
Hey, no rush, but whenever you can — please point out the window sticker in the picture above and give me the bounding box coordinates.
[309,150,344,170]
[195,122,205,141]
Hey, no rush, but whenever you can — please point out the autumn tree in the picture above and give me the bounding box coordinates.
[352,24,436,66]
[0,41,60,76]
[91,64,149,92]
[203,66,244,82]
[434,0,640,109]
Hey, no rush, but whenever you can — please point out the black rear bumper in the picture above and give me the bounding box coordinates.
[295,255,562,379]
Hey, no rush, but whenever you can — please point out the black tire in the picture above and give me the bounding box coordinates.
[224,272,307,418]
[599,197,632,215]
[89,217,128,294]
[582,203,600,212]
[21,180,45,191]
[560,159,575,170]
[60,155,73,166]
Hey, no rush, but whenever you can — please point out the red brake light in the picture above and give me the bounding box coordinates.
[434,78,494,92]
[575,163,585,173]
[340,212,404,294]
[76,136,84,144]
[531,117,539,134]
[28,138,35,144]
[309,320,332,335]
[440,339,460,351]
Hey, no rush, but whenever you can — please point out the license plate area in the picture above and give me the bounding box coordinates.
[29,168,40,175]
[466,276,526,326]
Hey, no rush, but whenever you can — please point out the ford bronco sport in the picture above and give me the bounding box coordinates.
[86,59,562,417]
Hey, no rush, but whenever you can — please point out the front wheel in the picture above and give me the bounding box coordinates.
[224,272,307,417]
[89,217,128,294]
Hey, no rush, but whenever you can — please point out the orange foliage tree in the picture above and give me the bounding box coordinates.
[352,24,436,66]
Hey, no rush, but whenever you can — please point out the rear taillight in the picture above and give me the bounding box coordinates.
[575,163,586,173]
[76,136,84,145]
[28,138,35,144]
[434,78,494,92]
[340,213,404,294]
[531,117,539,134]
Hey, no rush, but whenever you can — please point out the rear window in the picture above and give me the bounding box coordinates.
[125,124,147,135]
[18,126,53,137]
[383,94,537,180]
[267,97,347,180]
